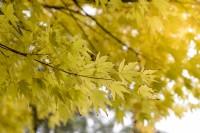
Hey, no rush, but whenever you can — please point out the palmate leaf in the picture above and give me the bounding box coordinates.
[50,86,65,103]
[118,59,140,82]
[48,112,60,128]
[137,85,159,100]
[90,89,111,114]
[1,4,19,28]
[140,69,158,83]
[94,53,115,76]
[32,78,47,101]
[108,82,130,100]
[69,86,91,115]
[118,59,125,72]
[78,66,96,76]
[68,38,88,59]
[18,80,32,98]
[53,65,64,84]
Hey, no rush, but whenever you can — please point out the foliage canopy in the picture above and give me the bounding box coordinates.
[0,0,200,132]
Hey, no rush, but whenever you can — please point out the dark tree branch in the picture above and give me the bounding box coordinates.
[43,3,159,61]
[44,3,97,52]
[71,16,98,53]
[0,43,113,80]
[29,104,42,132]
[43,4,81,15]
[73,15,111,41]
[76,0,151,3]
[0,43,27,56]
[44,3,141,60]
[72,0,140,57]
[60,0,97,53]
[0,44,49,56]
[43,4,101,36]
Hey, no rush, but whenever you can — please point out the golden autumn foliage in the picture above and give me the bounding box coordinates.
[0,0,200,132]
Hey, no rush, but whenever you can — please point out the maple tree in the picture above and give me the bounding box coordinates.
[0,0,200,132]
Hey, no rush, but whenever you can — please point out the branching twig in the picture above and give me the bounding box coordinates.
[44,3,97,52]
[29,104,40,132]
[44,3,140,57]
[73,15,112,40]
[0,43,27,56]
[0,43,113,81]
[0,43,49,56]
[75,0,151,3]
[43,4,85,16]
[72,0,140,55]
[61,0,97,52]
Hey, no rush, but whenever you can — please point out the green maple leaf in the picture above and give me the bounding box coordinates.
[90,89,111,114]
[2,4,19,28]
[137,85,159,100]
[109,82,130,100]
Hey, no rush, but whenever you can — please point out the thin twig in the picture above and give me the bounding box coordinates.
[73,0,140,57]
[0,43,49,56]
[61,0,97,52]
[0,43,113,80]
[72,15,111,40]
[44,3,140,56]
[43,4,85,16]
[74,0,151,3]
